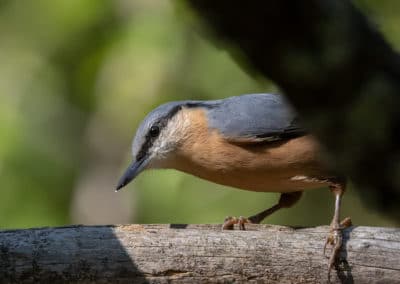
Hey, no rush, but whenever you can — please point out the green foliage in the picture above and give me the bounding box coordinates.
[0,0,397,228]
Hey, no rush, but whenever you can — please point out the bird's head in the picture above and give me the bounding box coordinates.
[115,101,200,191]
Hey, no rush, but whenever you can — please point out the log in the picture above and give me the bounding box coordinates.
[0,224,399,283]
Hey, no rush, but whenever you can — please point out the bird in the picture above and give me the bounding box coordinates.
[116,93,351,277]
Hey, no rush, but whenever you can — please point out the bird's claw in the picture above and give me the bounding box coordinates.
[324,217,352,280]
[222,216,251,230]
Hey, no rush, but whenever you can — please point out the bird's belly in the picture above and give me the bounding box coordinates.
[175,135,329,193]
[192,169,327,193]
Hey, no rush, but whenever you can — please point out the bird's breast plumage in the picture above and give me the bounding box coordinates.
[171,107,329,192]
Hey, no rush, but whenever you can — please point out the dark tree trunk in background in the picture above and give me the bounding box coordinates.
[185,0,400,220]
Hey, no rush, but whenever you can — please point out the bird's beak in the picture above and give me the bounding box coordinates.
[115,157,149,191]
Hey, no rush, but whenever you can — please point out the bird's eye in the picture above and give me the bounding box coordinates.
[149,125,160,137]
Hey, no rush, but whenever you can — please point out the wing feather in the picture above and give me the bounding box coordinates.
[205,94,306,144]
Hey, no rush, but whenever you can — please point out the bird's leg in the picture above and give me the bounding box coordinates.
[222,191,302,230]
[249,191,303,224]
[324,183,352,280]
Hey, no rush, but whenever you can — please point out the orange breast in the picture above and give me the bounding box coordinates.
[174,108,330,192]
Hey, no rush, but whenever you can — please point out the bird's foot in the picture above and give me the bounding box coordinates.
[222,216,251,230]
[324,217,352,280]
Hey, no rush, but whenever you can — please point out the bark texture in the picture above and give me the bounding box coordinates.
[184,0,400,219]
[0,224,399,283]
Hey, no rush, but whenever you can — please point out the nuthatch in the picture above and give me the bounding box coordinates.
[116,93,351,276]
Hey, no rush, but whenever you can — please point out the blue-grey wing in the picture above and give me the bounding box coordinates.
[205,94,306,143]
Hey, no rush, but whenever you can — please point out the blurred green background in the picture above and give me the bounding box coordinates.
[0,0,398,229]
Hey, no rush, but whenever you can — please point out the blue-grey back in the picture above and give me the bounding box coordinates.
[205,94,305,142]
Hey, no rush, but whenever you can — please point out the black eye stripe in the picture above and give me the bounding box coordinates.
[134,102,213,161]
[135,105,183,161]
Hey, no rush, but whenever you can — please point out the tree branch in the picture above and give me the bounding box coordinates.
[1,224,399,283]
